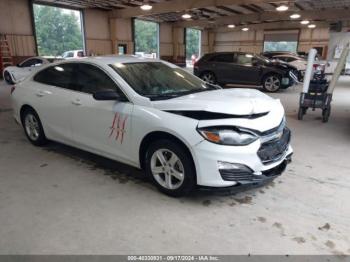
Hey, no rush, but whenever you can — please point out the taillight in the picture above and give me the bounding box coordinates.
[10,85,16,95]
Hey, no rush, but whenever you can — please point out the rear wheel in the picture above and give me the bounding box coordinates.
[322,106,331,123]
[4,71,14,85]
[201,72,216,84]
[22,108,48,146]
[144,139,196,197]
[263,74,281,92]
[298,107,307,120]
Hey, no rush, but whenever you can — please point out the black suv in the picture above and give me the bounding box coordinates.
[194,52,297,92]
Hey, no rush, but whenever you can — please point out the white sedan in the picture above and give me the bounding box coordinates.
[11,56,293,196]
[3,57,51,84]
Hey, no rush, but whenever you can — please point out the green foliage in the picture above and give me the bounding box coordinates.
[134,19,158,54]
[33,4,83,56]
[186,28,200,59]
[263,41,298,52]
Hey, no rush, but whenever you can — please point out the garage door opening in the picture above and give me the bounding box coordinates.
[263,30,299,53]
[134,19,159,59]
[185,28,201,67]
[33,4,85,57]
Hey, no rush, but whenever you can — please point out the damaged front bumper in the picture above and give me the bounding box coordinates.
[219,153,292,186]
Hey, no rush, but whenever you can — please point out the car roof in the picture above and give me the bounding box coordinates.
[21,56,49,62]
[206,51,252,55]
[274,54,300,58]
[50,55,164,66]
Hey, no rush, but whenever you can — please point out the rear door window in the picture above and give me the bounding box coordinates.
[21,58,42,67]
[33,63,77,90]
[209,54,234,63]
[236,53,254,65]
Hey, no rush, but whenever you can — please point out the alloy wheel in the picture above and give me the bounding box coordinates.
[150,149,185,190]
[202,73,215,84]
[24,113,40,141]
[264,75,281,92]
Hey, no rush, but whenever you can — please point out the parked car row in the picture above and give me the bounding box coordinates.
[10,56,293,196]
[194,52,299,92]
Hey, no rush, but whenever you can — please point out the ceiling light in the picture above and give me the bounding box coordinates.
[308,24,316,28]
[301,20,310,25]
[276,5,289,11]
[242,27,249,31]
[228,24,235,28]
[140,4,152,11]
[182,13,192,19]
[290,13,301,19]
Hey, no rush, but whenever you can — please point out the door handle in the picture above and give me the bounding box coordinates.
[36,90,51,97]
[71,99,82,106]
[36,91,45,97]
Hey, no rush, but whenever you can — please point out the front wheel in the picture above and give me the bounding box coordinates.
[201,72,216,84]
[144,139,196,197]
[4,71,14,85]
[22,108,48,146]
[262,74,281,92]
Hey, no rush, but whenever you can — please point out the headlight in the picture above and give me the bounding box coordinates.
[197,126,258,146]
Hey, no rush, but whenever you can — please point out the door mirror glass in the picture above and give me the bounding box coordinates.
[93,90,122,101]
[252,59,260,66]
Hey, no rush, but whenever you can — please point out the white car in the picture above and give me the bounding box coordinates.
[3,57,50,84]
[11,56,293,196]
[62,50,85,59]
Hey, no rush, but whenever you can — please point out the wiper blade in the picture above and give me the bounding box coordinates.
[145,93,181,100]
[146,87,215,100]
[205,82,222,89]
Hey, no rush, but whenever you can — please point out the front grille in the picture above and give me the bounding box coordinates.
[219,160,289,182]
[257,127,291,165]
[219,170,255,181]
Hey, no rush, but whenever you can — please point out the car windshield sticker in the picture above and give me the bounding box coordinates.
[109,112,128,144]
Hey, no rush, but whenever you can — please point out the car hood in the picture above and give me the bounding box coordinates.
[152,88,281,116]
[267,60,297,71]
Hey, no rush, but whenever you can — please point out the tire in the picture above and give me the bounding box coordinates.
[262,74,282,92]
[322,106,331,123]
[3,71,14,85]
[22,108,48,146]
[298,107,307,120]
[144,139,196,197]
[201,71,217,84]
[298,108,304,120]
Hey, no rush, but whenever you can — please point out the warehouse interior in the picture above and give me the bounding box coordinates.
[0,0,350,256]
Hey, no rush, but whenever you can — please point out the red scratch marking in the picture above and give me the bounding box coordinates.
[108,112,128,144]
[120,116,128,144]
[109,113,119,138]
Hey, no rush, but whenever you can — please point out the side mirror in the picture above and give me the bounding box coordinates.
[252,60,259,66]
[93,90,124,101]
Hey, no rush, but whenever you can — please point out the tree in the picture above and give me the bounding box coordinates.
[134,19,158,54]
[186,28,200,59]
[33,4,83,56]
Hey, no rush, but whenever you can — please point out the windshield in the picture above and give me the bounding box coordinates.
[255,55,271,63]
[110,62,219,100]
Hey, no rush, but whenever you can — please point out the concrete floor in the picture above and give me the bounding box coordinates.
[0,79,350,255]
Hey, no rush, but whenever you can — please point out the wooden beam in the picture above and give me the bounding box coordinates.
[109,0,291,18]
[174,9,350,28]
